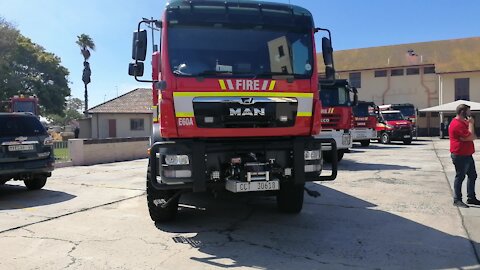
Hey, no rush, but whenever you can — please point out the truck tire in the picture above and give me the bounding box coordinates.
[381,132,391,144]
[337,150,344,162]
[277,181,305,214]
[403,139,412,145]
[146,164,179,222]
[360,140,370,147]
[24,175,47,190]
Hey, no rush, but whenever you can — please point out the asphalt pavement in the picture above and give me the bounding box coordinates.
[0,138,479,269]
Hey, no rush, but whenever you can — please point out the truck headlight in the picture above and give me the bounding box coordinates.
[342,134,351,146]
[304,150,321,160]
[164,155,189,165]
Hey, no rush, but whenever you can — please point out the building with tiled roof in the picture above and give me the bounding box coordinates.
[79,88,153,139]
[317,37,480,136]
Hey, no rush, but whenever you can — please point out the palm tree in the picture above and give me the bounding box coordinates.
[76,34,95,117]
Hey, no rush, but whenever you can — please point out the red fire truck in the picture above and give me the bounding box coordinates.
[352,101,379,146]
[128,0,338,221]
[379,103,416,126]
[0,95,39,115]
[317,79,358,162]
[376,110,413,144]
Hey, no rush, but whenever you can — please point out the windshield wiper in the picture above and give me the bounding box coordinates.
[195,70,233,77]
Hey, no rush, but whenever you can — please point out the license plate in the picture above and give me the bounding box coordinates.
[8,144,34,152]
[226,180,280,193]
[404,135,411,138]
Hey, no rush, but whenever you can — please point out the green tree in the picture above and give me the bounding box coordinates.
[76,34,95,117]
[47,97,83,126]
[0,17,71,115]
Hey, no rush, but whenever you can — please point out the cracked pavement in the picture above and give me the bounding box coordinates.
[1,139,479,269]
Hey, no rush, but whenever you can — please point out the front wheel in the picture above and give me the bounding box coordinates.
[277,181,305,214]
[146,164,179,222]
[403,139,412,145]
[381,132,391,144]
[24,175,47,190]
[337,150,345,162]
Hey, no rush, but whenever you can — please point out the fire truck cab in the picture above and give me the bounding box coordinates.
[352,101,378,147]
[1,95,39,116]
[317,79,357,162]
[128,0,338,222]
[376,110,413,144]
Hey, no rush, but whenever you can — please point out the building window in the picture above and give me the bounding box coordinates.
[424,66,435,74]
[406,68,419,75]
[130,119,145,131]
[374,70,387,77]
[349,72,361,88]
[455,78,470,101]
[391,69,404,76]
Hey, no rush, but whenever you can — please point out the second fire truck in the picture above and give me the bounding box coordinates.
[352,101,378,147]
[317,79,357,161]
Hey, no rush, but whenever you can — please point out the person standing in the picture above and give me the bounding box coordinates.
[449,104,480,208]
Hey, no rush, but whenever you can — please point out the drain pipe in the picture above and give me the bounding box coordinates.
[420,67,436,136]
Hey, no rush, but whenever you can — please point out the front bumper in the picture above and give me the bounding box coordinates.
[352,128,377,141]
[386,129,412,140]
[315,130,352,151]
[149,137,338,192]
[0,157,54,178]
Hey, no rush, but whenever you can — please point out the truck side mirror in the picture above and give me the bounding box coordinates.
[322,37,335,80]
[131,30,147,61]
[352,87,359,106]
[128,62,144,77]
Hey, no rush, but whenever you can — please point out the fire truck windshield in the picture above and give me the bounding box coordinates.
[167,25,313,78]
[320,87,350,107]
[13,101,36,114]
[394,106,415,117]
[382,112,405,121]
[353,103,376,117]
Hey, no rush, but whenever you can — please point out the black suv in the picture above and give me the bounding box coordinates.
[0,113,54,190]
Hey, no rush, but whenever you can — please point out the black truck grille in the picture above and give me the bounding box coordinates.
[193,97,298,128]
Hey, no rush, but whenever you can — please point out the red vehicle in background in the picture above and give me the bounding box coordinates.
[379,103,416,129]
[0,95,39,116]
[352,101,378,147]
[317,79,357,162]
[376,110,413,145]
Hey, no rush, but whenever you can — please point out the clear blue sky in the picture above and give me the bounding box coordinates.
[1,0,479,108]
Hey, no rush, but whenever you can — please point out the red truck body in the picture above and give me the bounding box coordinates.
[129,0,338,221]
[376,110,413,144]
[351,101,378,146]
[1,95,39,116]
[318,79,357,161]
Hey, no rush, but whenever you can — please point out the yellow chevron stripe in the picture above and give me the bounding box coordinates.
[297,112,312,117]
[175,112,194,117]
[219,80,227,90]
[268,80,276,90]
[173,92,313,98]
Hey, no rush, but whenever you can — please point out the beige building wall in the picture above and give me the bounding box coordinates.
[91,113,152,139]
[337,68,438,109]
[439,71,480,104]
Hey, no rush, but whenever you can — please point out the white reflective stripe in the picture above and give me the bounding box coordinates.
[226,80,234,90]
[261,81,269,90]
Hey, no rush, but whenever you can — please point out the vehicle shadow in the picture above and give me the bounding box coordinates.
[338,159,418,171]
[352,144,406,150]
[155,184,479,269]
[0,184,76,210]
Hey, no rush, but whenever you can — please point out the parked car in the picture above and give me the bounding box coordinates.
[0,113,54,190]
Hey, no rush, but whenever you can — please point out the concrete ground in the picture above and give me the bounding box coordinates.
[0,139,479,269]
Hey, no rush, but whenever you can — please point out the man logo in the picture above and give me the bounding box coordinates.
[229,108,265,116]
